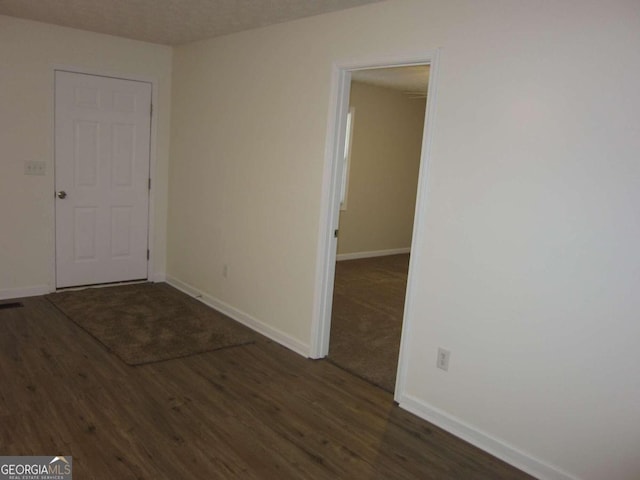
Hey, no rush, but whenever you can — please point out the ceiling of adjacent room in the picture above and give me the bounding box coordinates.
[352,65,430,98]
[0,0,385,45]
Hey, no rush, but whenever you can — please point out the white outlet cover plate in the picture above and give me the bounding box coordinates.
[437,347,450,371]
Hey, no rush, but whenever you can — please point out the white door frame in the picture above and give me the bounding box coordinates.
[50,66,160,290]
[310,49,441,400]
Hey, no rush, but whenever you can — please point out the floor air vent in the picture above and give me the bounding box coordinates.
[0,302,24,310]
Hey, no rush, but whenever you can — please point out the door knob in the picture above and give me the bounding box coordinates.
[56,191,67,199]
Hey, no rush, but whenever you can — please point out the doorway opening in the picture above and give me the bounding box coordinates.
[312,51,440,399]
[328,66,429,392]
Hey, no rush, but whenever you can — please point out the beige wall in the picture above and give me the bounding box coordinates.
[167,1,640,479]
[0,15,172,298]
[337,81,425,256]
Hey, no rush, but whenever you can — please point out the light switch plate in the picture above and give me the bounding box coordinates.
[25,161,46,176]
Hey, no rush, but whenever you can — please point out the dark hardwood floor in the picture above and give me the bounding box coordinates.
[0,295,534,479]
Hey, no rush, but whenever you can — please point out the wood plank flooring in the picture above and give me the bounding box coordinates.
[0,295,534,479]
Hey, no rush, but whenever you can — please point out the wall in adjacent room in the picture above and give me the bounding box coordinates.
[337,80,425,257]
[0,15,172,298]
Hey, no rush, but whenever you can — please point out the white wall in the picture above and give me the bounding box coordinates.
[167,1,640,479]
[0,15,172,298]
[337,81,424,256]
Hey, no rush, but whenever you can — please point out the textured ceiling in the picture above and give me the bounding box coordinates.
[352,65,430,98]
[0,0,385,45]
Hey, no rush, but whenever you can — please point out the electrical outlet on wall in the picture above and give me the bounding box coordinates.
[437,347,450,371]
[24,161,46,176]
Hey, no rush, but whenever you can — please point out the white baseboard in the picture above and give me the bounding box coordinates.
[336,247,410,261]
[0,285,51,301]
[396,393,579,480]
[165,275,310,358]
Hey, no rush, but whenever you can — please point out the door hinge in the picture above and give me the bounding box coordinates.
[148,178,151,190]
[334,229,339,238]
[147,249,150,260]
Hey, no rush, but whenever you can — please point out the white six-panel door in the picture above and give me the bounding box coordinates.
[55,71,152,288]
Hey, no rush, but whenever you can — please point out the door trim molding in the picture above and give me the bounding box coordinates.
[50,65,160,290]
[309,49,441,402]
